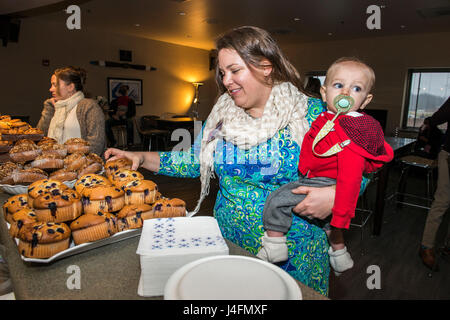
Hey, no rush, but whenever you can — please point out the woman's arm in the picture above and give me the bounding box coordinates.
[82,101,106,156]
[36,98,55,134]
[104,148,160,172]
[104,121,204,176]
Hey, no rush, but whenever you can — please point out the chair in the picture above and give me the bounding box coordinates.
[111,125,128,149]
[350,173,377,255]
[395,155,437,210]
[135,116,170,151]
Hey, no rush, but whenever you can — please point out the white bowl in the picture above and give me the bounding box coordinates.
[164,255,302,300]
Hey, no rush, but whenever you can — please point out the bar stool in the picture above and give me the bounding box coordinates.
[351,173,376,255]
[135,116,170,151]
[111,125,128,149]
[396,155,437,210]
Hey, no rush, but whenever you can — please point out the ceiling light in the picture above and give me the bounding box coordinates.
[294,17,301,21]
[178,12,186,16]
[328,32,333,36]
[134,24,141,27]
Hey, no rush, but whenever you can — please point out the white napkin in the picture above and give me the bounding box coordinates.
[136,216,229,297]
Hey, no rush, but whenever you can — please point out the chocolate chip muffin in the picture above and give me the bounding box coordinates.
[17,221,71,258]
[116,203,153,231]
[3,193,29,224]
[104,158,132,179]
[70,212,117,245]
[74,173,111,194]
[109,168,144,187]
[8,207,38,238]
[32,187,82,223]
[80,184,125,215]
[121,179,160,205]
[152,198,186,218]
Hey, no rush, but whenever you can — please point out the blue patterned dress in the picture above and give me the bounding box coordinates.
[158,97,330,295]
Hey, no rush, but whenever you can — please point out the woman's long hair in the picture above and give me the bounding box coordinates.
[214,26,307,95]
[54,66,87,94]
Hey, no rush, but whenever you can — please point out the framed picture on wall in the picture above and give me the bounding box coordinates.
[107,77,143,105]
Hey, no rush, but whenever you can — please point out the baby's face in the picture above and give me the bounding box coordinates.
[321,61,373,114]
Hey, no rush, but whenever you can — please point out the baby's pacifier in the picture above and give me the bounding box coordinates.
[333,95,354,114]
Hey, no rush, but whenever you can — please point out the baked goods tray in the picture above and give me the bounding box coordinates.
[7,221,142,263]
[0,145,12,153]
[0,179,76,195]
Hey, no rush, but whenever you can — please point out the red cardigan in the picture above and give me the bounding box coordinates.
[298,112,394,229]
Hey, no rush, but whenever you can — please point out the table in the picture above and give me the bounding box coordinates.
[156,117,197,130]
[156,117,203,150]
[372,136,416,235]
[0,192,327,300]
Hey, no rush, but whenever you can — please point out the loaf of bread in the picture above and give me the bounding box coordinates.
[64,138,90,154]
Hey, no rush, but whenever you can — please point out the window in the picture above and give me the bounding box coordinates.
[305,72,326,86]
[403,69,450,129]
[305,72,326,99]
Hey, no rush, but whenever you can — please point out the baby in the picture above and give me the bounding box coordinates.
[257,57,394,275]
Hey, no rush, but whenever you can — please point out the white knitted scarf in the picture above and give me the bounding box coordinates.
[48,91,84,144]
[189,81,310,216]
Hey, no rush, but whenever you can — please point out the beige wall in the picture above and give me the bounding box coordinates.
[284,31,450,135]
[0,17,217,128]
[1,16,449,138]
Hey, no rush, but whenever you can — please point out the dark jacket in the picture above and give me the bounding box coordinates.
[428,97,450,153]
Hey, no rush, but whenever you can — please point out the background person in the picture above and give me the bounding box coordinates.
[419,97,450,269]
[36,66,106,156]
[105,84,136,147]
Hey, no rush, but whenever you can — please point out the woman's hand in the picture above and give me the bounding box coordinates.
[291,185,336,220]
[104,148,144,170]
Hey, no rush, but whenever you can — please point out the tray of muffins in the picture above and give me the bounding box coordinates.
[2,158,187,263]
[0,136,105,194]
[0,115,45,164]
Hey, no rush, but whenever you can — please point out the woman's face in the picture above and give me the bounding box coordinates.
[218,48,272,118]
[49,74,75,101]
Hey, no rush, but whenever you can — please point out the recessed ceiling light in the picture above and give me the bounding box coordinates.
[328,32,333,36]
[294,17,301,21]
[400,25,406,29]
[134,24,141,27]
[178,11,186,16]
